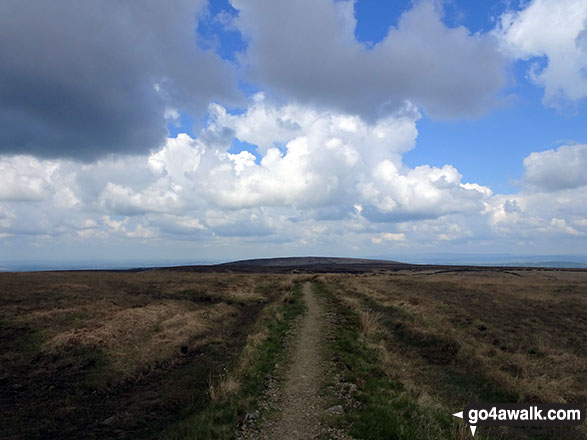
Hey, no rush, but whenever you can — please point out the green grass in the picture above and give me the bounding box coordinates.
[0,318,45,356]
[314,281,457,440]
[156,282,305,439]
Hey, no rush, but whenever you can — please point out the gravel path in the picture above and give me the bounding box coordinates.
[262,281,326,439]
[238,281,346,440]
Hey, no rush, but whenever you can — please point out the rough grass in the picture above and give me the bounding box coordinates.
[44,301,228,383]
[315,280,455,439]
[159,281,305,439]
[2,268,585,439]
[0,270,299,439]
[317,270,587,439]
[358,309,382,337]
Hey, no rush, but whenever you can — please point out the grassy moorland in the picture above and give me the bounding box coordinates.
[0,270,301,439]
[1,264,586,439]
[316,269,587,439]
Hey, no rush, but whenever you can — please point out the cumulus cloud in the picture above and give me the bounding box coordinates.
[495,0,587,109]
[0,99,495,244]
[523,144,587,190]
[360,162,491,222]
[2,1,585,263]
[230,0,506,119]
[0,0,239,159]
[487,145,587,243]
[0,156,59,201]
[200,99,494,221]
[2,97,585,257]
[488,187,587,243]
[97,182,184,216]
[148,134,204,184]
[371,232,406,244]
[199,97,424,211]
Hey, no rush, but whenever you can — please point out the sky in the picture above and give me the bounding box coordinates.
[1,0,587,268]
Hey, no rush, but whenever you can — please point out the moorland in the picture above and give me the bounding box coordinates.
[1,258,586,439]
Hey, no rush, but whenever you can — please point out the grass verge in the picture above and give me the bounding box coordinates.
[314,280,468,440]
[156,281,305,439]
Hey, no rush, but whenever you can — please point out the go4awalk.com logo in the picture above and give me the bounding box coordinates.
[453,395,585,437]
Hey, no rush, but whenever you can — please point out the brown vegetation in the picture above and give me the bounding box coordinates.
[0,270,296,439]
[358,309,382,337]
[321,269,587,438]
[1,263,586,439]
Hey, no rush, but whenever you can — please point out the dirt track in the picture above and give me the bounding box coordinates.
[263,282,326,439]
[238,281,333,439]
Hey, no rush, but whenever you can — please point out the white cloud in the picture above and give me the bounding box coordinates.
[209,95,308,153]
[0,156,59,201]
[372,232,406,244]
[0,99,490,245]
[227,151,256,175]
[148,134,203,184]
[126,224,158,239]
[523,144,587,190]
[198,100,494,222]
[488,150,587,242]
[396,217,477,244]
[173,215,205,230]
[545,217,582,236]
[199,100,422,210]
[495,0,587,109]
[360,162,491,222]
[97,182,183,216]
[0,97,585,258]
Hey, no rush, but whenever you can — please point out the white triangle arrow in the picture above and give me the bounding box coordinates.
[453,411,464,419]
[470,425,477,437]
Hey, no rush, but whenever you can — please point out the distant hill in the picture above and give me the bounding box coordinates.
[209,256,414,273]
[163,256,414,274]
[218,256,403,267]
[164,256,587,274]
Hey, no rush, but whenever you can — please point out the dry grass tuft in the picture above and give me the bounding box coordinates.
[281,291,296,304]
[219,374,241,396]
[209,373,241,402]
[358,310,382,337]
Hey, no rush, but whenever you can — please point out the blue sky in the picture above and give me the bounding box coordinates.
[1,0,587,268]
